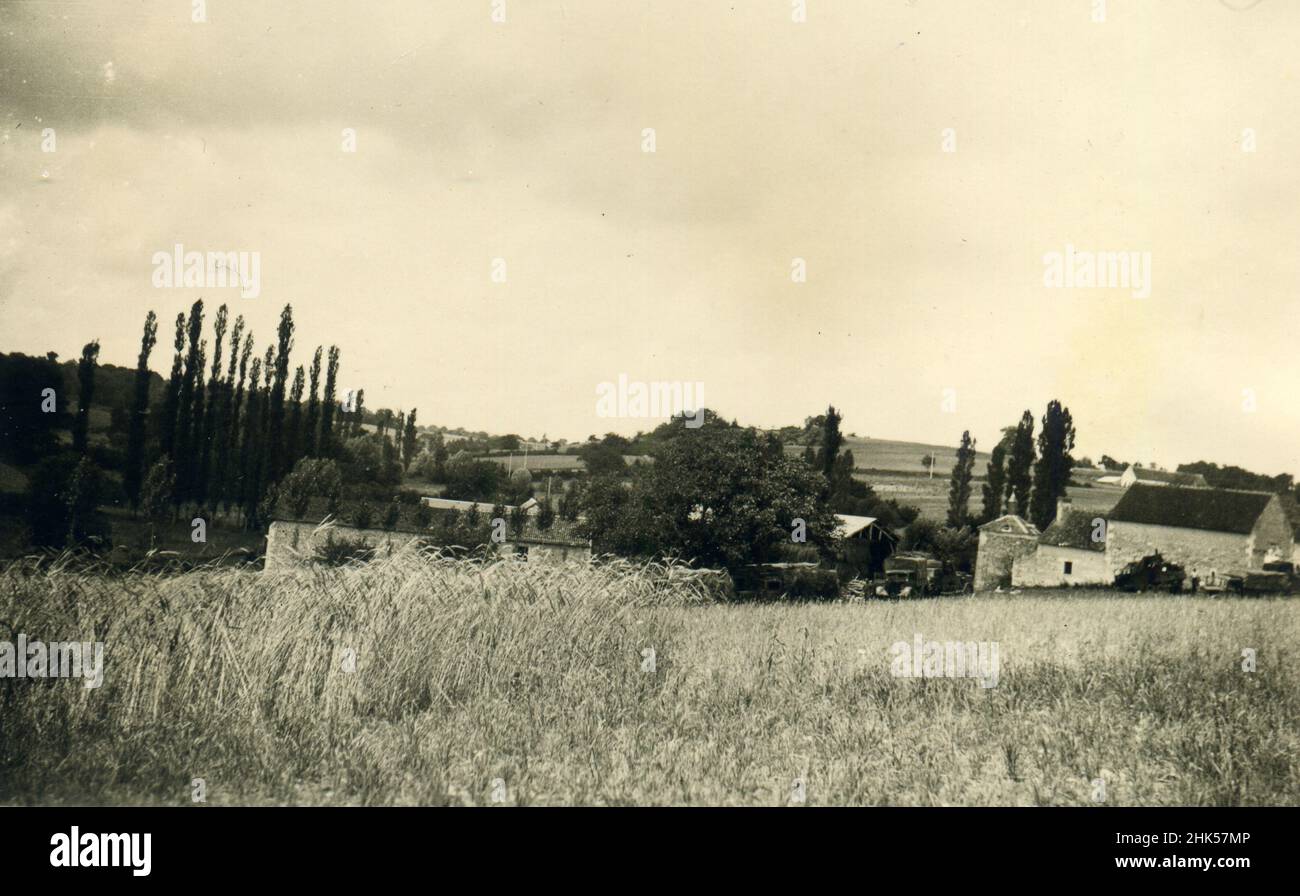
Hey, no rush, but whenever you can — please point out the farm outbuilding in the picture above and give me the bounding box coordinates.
[1011,499,1110,587]
[974,513,1041,590]
[833,514,897,577]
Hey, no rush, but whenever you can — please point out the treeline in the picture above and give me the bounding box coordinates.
[0,299,398,547]
[1176,461,1295,497]
[117,300,358,528]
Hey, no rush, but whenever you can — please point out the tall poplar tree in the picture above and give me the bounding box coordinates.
[159,313,185,458]
[946,430,977,527]
[980,430,1012,523]
[72,340,100,455]
[1003,410,1035,518]
[319,345,340,456]
[125,311,158,509]
[197,304,228,506]
[304,346,322,457]
[267,304,294,481]
[1029,400,1077,531]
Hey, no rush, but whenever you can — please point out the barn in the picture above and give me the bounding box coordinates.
[1097,464,1209,488]
[1105,484,1293,583]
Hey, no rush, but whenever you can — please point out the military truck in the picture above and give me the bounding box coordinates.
[874,552,972,597]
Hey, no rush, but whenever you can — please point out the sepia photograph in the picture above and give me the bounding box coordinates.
[0,0,1295,875]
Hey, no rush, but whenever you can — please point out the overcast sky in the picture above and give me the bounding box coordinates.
[1,0,1297,474]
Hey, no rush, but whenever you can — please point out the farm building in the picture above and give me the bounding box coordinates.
[421,496,540,516]
[1096,464,1209,488]
[973,512,1041,590]
[1011,498,1110,587]
[833,514,897,577]
[978,484,1296,591]
[1104,483,1292,582]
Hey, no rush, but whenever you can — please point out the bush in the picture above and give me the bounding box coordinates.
[314,534,376,566]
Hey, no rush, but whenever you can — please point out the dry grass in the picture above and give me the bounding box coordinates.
[1,555,1296,806]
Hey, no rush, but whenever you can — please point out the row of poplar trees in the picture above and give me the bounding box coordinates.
[120,300,356,527]
[967,400,1076,531]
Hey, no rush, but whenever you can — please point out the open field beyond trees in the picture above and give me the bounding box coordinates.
[3,552,1296,807]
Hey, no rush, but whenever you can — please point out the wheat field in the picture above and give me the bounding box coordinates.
[2,552,1296,806]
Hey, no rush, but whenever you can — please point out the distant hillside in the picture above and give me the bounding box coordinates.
[784,435,993,476]
[0,351,165,412]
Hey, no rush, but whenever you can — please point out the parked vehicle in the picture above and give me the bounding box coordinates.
[1114,552,1185,593]
[873,552,972,597]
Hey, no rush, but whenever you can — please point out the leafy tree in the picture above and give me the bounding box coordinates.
[72,340,100,455]
[576,441,626,476]
[124,311,158,508]
[352,502,374,529]
[139,457,176,545]
[0,352,64,464]
[63,455,105,545]
[818,405,844,478]
[443,458,503,502]
[946,430,977,527]
[508,504,526,538]
[536,495,556,531]
[432,428,447,479]
[1029,400,1076,530]
[579,414,836,571]
[414,501,433,529]
[383,497,400,531]
[1003,410,1035,517]
[279,457,344,519]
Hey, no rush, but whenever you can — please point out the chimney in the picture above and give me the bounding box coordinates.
[1056,497,1073,524]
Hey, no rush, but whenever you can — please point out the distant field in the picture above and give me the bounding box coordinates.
[866,470,1126,522]
[5,555,1294,806]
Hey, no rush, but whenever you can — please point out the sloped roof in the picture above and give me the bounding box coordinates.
[834,514,896,540]
[977,514,1040,536]
[1038,512,1105,552]
[1129,466,1208,487]
[1108,484,1273,535]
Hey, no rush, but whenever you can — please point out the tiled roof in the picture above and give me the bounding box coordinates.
[977,514,1040,536]
[1108,484,1273,535]
[1038,512,1105,552]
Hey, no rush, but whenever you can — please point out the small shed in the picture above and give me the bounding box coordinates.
[834,514,897,577]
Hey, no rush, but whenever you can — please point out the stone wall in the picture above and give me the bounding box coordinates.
[974,531,1039,590]
[264,520,422,572]
[497,540,591,564]
[1105,521,1249,581]
[1012,544,1110,588]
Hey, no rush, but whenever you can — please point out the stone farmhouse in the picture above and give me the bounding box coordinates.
[975,485,1294,590]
